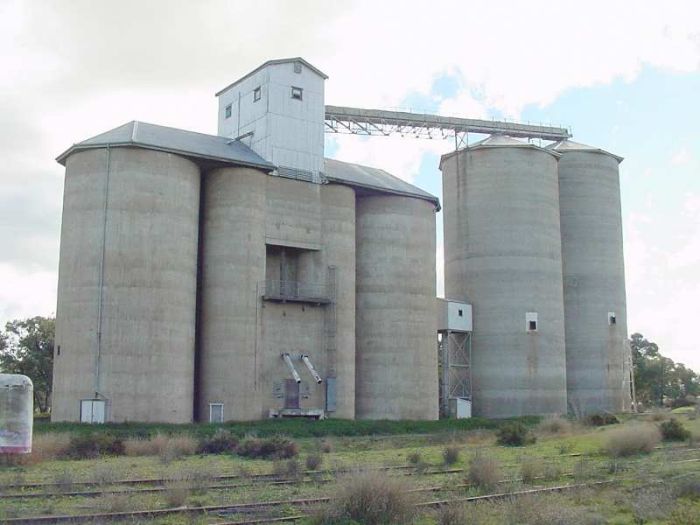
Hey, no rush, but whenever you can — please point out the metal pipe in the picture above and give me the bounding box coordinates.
[281,354,301,384]
[301,355,322,384]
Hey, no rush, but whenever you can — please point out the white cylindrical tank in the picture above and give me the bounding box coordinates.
[550,140,629,415]
[441,136,568,418]
[0,374,33,454]
[355,195,438,420]
[198,166,267,421]
[52,147,201,423]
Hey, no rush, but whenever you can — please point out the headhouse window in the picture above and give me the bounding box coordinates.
[608,312,617,325]
[291,86,303,100]
[253,86,261,102]
[294,61,302,74]
[224,104,232,119]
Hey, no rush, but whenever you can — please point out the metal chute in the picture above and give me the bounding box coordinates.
[281,353,301,384]
[301,355,323,384]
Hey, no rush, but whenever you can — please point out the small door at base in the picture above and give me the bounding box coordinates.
[284,379,300,409]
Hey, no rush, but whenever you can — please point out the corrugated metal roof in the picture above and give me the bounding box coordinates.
[323,158,440,210]
[215,57,328,97]
[56,121,275,170]
[440,134,560,169]
[547,139,624,163]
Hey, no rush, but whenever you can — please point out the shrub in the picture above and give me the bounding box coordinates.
[603,424,661,457]
[238,436,298,459]
[671,397,696,409]
[537,417,572,435]
[51,468,75,493]
[314,470,415,525]
[92,464,120,485]
[407,451,422,465]
[306,453,323,471]
[66,433,124,459]
[123,437,157,457]
[436,503,468,525]
[584,413,620,426]
[659,419,691,441]
[198,429,239,454]
[468,453,500,489]
[320,440,333,453]
[497,422,535,446]
[520,457,541,484]
[443,445,461,466]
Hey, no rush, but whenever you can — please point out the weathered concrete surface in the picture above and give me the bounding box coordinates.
[441,143,568,418]
[355,195,438,420]
[53,148,200,423]
[198,167,267,421]
[556,148,629,415]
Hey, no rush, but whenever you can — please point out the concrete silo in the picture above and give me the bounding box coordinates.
[53,146,200,423]
[549,140,629,415]
[355,195,438,420]
[441,135,568,418]
[197,167,267,422]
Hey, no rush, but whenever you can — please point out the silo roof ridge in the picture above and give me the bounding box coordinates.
[56,121,276,171]
[323,157,441,210]
[547,139,624,163]
[439,134,560,169]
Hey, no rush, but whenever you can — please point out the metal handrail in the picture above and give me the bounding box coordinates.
[261,280,332,302]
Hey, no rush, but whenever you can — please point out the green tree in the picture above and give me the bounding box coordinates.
[0,316,55,413]
[630,332,700,407]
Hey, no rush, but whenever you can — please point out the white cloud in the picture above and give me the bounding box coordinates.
[670,147,693,166]
[0,264,57,325]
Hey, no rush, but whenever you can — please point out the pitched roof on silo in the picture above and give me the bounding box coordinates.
[439,134,560,169]
[323,158,440,210]
[56,121,275,171]
[547,139,624,163]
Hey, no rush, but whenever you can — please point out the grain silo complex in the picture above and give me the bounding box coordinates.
[52,57,630,423]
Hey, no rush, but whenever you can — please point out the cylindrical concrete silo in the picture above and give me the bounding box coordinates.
[441,135,567,418]
[52,147,200,423]
[320,183,356,419]
[355,195,438,420]
[198,167,267,421]
[550,140,629,415]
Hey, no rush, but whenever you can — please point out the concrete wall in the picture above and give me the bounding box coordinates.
[53,148,200,423]
[442,145,568,418]
[355,195,438,420]
[558,150,629,415]
[198,167,267,421]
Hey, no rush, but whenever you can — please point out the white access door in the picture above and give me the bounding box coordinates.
[80,399,106,423]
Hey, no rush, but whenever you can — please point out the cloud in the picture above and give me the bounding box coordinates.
[670,147,693,166]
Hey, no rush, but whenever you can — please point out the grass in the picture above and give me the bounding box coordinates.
[35,415,540,440]
[4,413,699,524]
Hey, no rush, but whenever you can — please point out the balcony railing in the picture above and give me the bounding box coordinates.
[261,280,333,304]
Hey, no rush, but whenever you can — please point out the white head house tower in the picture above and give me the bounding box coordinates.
[216,58,328,179]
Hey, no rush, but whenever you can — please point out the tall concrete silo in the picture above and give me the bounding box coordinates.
[549,140,629,415]
[53,147,200,423]
[441,135,567,418]
[355,195,438,420]
[197,167,267,422]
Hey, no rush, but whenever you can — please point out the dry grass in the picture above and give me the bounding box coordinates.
[306,453,323,471]
[22,432,72,464]
[123,433,197,462]
[97,492,131,513]
[520,456,541,484]
[312,470,415,525]
[537,417,572,435]
[603,423,661,457]
[468,452,501,489]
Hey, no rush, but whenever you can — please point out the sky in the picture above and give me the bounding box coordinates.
[0,1,698,370]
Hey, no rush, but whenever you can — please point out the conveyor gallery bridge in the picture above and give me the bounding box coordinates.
[324,105,571,147]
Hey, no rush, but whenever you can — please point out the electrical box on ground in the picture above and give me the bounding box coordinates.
[80,399,106,424]
[448,397,472,419]
[437,298,472,332]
